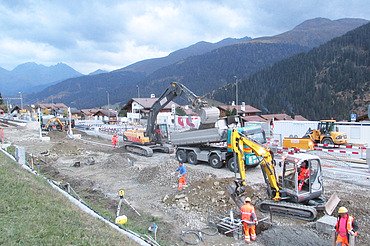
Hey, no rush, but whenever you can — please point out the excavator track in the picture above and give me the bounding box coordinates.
[258,200,317,221]
[124,144,154,157]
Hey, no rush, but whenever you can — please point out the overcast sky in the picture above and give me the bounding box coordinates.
[0,0,369,74]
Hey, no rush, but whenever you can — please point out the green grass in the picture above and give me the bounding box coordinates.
[0,152,138,246]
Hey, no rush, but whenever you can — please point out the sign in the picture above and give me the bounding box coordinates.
[350,113,357,122]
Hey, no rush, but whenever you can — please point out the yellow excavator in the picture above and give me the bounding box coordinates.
[228,129,338,221]
[43,117,65,131]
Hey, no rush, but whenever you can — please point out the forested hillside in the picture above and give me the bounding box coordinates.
[210,23,370,120]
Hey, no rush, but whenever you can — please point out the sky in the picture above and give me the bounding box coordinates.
[0,0,369,74]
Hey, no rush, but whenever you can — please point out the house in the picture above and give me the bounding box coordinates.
[80,109,100,120]
[261,113,294,122]
[122,97,178,123]
[242,115,268,122]
[37,103,68,116]
[218,104,261,118]
[93,109,118,122]
[293,115,309,121]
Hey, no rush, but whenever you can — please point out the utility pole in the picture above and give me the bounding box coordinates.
[233,76,238,106]
[106,91,110,122]
[137,85,140,98]
[18,92,23,109]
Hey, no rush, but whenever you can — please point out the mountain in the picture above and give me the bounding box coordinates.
[249,18,368,48]
[27,18,368,109]
[0,62,82,95]
[210,22,370,120]
[27,71,146,108]
[116,36,252,74]
[89,69,108,75]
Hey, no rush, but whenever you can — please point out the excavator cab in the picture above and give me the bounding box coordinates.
[280,153,323,204]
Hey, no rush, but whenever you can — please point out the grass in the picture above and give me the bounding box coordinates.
[0,152,138,246]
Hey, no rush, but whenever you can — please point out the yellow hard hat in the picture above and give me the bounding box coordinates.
[338,207,348,214]
[245,197,251,202]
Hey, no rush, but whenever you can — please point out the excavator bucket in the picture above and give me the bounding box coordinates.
[226,179,247,209]
[324,192,340,215]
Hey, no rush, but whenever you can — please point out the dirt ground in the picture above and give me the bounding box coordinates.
[2,124,369,246]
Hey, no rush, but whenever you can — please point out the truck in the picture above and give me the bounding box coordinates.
[171,117,266,171]
[122,82,220,157]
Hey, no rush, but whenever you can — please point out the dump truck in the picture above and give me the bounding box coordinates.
[122,82,220,157]
[171,118,266,171]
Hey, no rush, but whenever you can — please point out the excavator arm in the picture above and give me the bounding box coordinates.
[145,82,215,142]
[230,129,281,201]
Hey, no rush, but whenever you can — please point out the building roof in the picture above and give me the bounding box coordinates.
[242,115,268,122]
[294,115,308,121]
[261,113,293,121]
[80,108,100,116]
[218,104,261,114]
[93,109,117,117]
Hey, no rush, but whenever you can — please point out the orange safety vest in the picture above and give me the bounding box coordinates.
[298,167,309,181]
[335,215,354,239]
[240,203,257,222]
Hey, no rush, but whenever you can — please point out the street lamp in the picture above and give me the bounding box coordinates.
[19,92,23,109]
[233,76,238,106]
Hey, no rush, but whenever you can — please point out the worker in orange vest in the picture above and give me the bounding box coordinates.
[240,197,257,243]
[111,133,119,148]
[298,161,310,191]
[335,206,358,246]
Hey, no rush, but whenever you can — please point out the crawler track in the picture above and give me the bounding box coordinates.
[259,200,317,221]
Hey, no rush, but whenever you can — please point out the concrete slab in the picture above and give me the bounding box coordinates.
[316,215,337,235]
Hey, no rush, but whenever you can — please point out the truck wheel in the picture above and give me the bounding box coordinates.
[176,149,187,163]
[187,151,198,165]
[227,157,239,172]
[322,138,334,145]
[209,154,223,169]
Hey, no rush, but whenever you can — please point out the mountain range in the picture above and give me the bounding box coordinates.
[3,17,368,120]
[0,62,82,95]
[24,17,368,112]
[210,21,370,120]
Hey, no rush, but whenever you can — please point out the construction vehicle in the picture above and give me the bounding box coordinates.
[42,117,65,131]
[123,82,220,157]
[305,120,347,145]
[228,129,338,221]
[283,120,347,149]
[171,120,266,170]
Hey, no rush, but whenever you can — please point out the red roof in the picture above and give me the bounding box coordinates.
[294,115,308,121]
[242,115,267,122]
[261,114,293,121]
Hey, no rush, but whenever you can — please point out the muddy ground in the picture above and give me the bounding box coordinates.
[2,124,369,246]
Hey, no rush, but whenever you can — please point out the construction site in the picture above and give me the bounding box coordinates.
[1,84,369,246]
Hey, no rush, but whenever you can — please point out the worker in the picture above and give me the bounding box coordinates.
[111,133,119,148]
[298,161,310,191]
[240,197,258,243]
[175,162,187,191]
[335,207,358,246]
